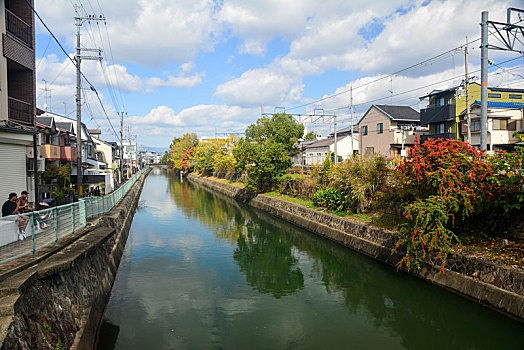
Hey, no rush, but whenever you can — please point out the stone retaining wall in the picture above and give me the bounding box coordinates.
[0,168,151,350]
[187,174,524,320]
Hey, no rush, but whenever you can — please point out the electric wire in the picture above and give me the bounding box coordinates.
[286,37,484,112]
[321,56,524,114]
[28,0,120,141]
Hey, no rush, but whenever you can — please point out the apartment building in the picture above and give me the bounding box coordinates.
[0,0,38,201]
[419,83,524,147]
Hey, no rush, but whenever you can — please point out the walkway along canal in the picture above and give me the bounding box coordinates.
[96,167,524,349]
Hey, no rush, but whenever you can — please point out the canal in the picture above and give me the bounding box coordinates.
[96,168,524,349]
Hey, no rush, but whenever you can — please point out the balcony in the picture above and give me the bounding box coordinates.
[5,9,32,48]
[8,97,33,125]
[420,133,457,143]
[420,104,456,125]
[41,144,60,161]
[60,146,77,161]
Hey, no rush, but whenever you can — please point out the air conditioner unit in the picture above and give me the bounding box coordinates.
[26,158,45,172]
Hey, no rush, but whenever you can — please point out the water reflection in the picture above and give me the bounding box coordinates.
[98,169,524,350]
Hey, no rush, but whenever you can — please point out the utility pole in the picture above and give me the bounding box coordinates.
[465,37,471,144]
[74,5,104,196]
[127,123,131,178]
[350,83,354,157]
[480,11,489,150]
[478,8,524,150]
[41,79,51,111]
[333,115,338,164]
[120,107,124,184]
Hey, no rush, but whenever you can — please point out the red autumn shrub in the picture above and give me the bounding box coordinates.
[394,139,495,271]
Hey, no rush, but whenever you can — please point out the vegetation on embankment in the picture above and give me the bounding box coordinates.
[165,114,524,271]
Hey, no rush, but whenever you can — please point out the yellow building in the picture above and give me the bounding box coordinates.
[419,83,524,144]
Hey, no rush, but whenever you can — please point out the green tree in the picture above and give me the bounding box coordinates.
[168,133,198,170]
[245,113,304,153]
[233,139,291,192]
[303,130,318,141]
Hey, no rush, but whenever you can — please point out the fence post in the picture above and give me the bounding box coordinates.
[71,203,75,236]
[31,212,36,257]
[54,207,58,244]
[84,199,88,225]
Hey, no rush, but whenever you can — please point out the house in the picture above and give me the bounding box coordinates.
[459,100,524,152]
[419,83,524,144]
[358,104,425,157]
[291,139,317,165]
[329,125,359,155]
[0,0,39,202]
[89,129,117,192]
[38,112,113,192]
[303,135,355,165]
[121,141,138,177]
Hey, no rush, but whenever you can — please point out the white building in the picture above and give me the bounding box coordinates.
[460,100,524,152]
[303,134,359,165]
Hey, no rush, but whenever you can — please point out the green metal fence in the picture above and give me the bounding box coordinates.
[0,167,149,265]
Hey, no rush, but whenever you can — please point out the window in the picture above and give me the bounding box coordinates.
[44,134,51,144]
[435,97,445,107]
[362,125,368,135]
[377,123,383,134]
[365,147,374,155]
[488,93,501,98]
[436,123,446,134]
[492,119,507,130]
[470,120,480,132]
[509,94,522,99]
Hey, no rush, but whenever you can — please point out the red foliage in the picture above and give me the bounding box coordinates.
[179,147,194,172]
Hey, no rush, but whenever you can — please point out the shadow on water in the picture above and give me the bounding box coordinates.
[97,169,524,350]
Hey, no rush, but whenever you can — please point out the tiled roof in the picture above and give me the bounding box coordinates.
[56,122,75,133]
[305,135,347,149]
[374,105,420,121]
[36,116,54,128]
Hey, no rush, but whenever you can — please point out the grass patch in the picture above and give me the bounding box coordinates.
[207,176,245,188]
[349,213,405,230]
[264,191,316,208]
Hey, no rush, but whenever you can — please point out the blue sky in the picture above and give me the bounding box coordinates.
[34,0,524,151]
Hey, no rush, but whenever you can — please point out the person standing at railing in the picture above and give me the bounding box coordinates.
[2,192,28,240]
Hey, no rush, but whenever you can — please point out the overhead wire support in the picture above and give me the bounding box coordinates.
[262,109,340,162]
[480,8,524,150]
[74,3,105,195]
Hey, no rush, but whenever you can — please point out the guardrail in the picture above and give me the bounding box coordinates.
[0,167,149,265]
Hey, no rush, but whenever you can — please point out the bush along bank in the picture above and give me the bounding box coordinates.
[165,114,524,273]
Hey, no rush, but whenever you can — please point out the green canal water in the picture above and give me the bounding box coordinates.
[96,168,524,349]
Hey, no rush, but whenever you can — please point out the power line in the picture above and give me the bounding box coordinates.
[322,56,523,114]
[287,24,523,113]
[286,37,483,112]
[28,0,120,141]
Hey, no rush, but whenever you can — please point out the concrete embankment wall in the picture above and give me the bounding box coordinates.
[0,168,151,350]
[187,174,524,321]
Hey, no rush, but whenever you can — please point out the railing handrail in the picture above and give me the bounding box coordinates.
[5,8,32,47]
[0,167,149,264]
[5,8,31,28]
[8,96,32,106]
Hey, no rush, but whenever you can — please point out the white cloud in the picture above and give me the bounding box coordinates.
[215,69,299,107]
[36,0,220,68]
[145,62,205,92]
[129,104,258,131]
